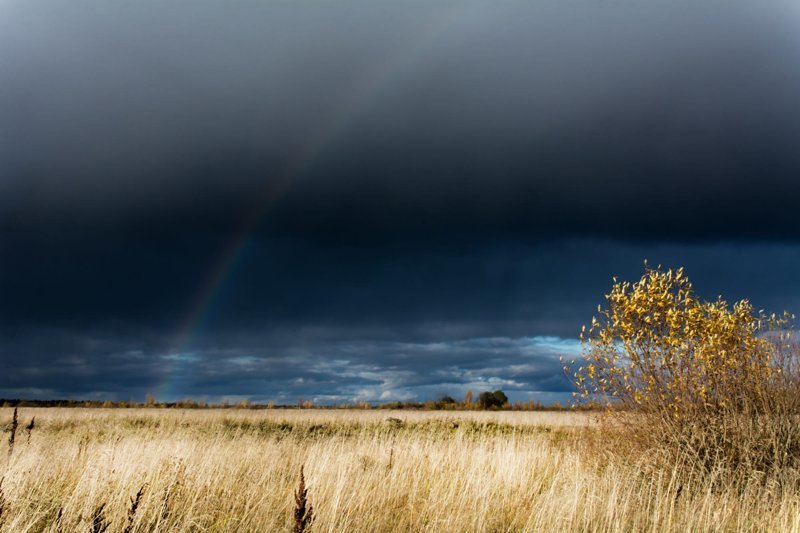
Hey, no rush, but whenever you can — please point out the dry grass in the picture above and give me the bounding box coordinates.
[0,407,798,532]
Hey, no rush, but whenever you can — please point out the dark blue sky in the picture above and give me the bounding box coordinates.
[2,0,800,403]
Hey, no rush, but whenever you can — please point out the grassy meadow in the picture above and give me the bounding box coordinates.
[1,407,799,532]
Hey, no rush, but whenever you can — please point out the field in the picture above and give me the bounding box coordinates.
[1,408,799,532]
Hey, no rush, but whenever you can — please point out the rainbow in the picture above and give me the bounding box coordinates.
[154,4,479,400]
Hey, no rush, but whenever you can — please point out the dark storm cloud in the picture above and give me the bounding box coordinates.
[3,1,800,401]
[3,0,800,241]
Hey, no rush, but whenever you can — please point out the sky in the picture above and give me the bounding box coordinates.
[2,0,800,404]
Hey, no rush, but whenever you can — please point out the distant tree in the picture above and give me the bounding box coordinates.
[477,390,508,409]
[434,394,457,409]
[492,390,508,406]
[464,389,474,406]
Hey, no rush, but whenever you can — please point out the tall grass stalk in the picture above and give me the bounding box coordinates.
[6,408,17,457]
[293,465,314,533]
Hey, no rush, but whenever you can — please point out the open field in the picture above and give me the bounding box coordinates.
[1,408,799,532]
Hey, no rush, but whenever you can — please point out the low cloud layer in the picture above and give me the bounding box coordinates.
[3,239,800,402]
[0,325,578,404]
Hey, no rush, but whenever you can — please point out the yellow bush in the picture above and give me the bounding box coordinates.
[568,265,799,477]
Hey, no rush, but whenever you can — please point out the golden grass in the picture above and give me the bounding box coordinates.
[1,407,799,532]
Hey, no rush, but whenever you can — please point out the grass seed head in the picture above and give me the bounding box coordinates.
[293,464,314,533]
[7,408,18,456]
[124,484,147,533]
[25,417,35,444]
[91,502,109,533]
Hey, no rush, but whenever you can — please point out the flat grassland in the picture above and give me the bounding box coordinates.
[0,408,798,532]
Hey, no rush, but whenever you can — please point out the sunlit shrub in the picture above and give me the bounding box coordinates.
[568,265,800,478]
